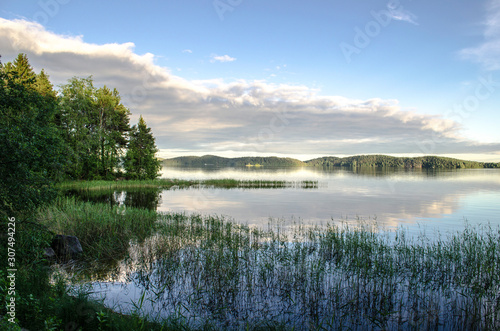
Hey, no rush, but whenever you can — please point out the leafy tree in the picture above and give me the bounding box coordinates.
[58,77,99,179]
[0,55,65,215]
[124,115,161,180]
[59,77,130,179]
[95,86,130,178]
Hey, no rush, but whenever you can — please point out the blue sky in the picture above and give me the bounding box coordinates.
[1,0,500,161]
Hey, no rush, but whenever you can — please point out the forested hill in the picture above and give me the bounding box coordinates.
[164,155,305,167]
[306,155,500,168]
[164,155,500,169]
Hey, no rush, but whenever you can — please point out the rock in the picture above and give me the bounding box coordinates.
[44,247,57,259]
[51,235,83,260]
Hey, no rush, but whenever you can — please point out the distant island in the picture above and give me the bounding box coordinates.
[164,155,304,167]
[164,155,500,169]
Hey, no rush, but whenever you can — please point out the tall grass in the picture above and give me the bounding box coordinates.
[57,179,194,190]
[37,197,159,262]
[58,178,319,191]
[4,199,190,331]
[59,208,500,330]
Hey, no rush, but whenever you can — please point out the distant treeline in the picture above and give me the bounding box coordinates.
[165,155,500,169]
[306,155,500,169]
[164,155,305,167]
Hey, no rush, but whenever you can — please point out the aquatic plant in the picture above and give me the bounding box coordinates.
[50,207,500,330]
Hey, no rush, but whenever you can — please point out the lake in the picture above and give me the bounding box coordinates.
[154,166,500,236]
[62,165,500,329]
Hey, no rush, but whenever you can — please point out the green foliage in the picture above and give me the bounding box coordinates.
[0,214,58,331]
[57,178,318,192]
[37,197,159,261]
[165,154,494,169]
[164,155,306,167]
[124,115,161,180]
[0,264,167,330]
[0,54,166,330]
[35,69,57,100]
[483,162,500,168]
[305,154,488,169]
[58,77,131,180]
[0,55,66,215]
[2,53,37,87]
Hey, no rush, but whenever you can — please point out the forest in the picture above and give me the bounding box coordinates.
[305,155,500,168]
[165,154,500,169]
[0,53,161,216]
[164,155,305,167]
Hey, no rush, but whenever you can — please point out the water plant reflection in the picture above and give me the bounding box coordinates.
[58,211,500,330]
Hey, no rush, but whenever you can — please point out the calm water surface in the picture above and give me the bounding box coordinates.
[65,166,500,325]
[157,166,500,235]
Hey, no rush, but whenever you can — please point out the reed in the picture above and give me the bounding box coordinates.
[37,196,159,261]
[57,178,320,191]
[56,208,500,330]
[57,179,195,190]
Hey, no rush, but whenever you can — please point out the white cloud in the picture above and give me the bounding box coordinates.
[182,49,192,53]
[210,54,236,63]
[387,2,418,25]
[460,0,500,70]
[1,18,498,158]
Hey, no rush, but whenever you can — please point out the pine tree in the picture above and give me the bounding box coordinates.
[124,115,161,180]
[3,53,37,87]
[35,69,57,99]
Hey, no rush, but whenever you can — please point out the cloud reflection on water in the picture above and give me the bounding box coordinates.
[157,166,500,234]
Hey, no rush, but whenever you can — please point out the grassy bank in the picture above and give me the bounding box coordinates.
[38,196,159,261]
[58,178,319,191]
[0,209,168,331]
[31,198,500,330]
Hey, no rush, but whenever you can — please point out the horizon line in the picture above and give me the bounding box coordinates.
[158,152,500,163]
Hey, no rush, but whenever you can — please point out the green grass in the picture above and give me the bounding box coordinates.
[57,178,319,191]
[57,178,196,190]
[139,215,499,330]
[6,194,496,330]
[36,197,159,262]
[38,199,500,330]
[0,211,169,331]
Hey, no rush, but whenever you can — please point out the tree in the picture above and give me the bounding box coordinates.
[58,77,99,179]
[58,77,131,179]
[124,115,161,180]
[2,53,37,87]
[95,86,130,178]
[35,69,57,100]
[0,54,65,215]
